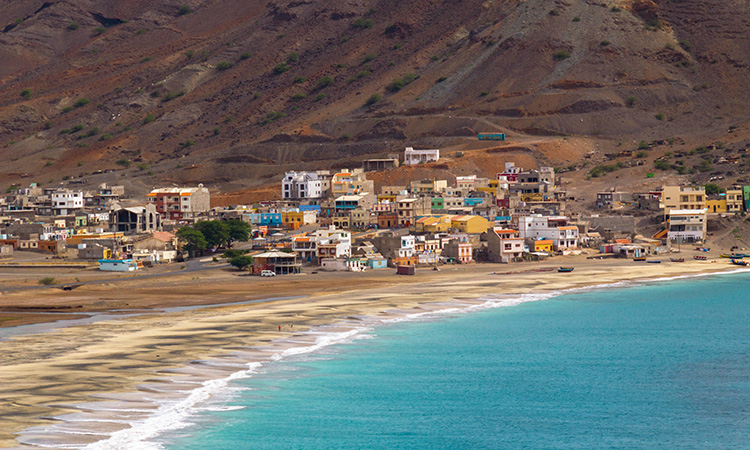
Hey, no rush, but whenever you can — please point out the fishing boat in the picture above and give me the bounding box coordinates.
[720,254,744,259]
[633,256,647,262]
[694,255,707,261]
[558,267,574,273]
[670,258,685,262]
[647,260,662,263]
[695,247,710,252]
[732,253,750,258]
[731,259,748,266]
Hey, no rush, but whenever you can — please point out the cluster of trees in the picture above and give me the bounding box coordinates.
[176,219,251,256]
[703,183,725,196]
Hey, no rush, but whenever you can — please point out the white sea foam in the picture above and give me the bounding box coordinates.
[72,327,373,450]
[14,292,586,450]
[199,405,245,412]
[22,268,750,449]
[79,363,262,450]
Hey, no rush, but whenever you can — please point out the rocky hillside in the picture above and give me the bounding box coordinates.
[0,0,749,202]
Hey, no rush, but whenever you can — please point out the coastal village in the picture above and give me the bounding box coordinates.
[1,145,747,277]
[3,1,750,448]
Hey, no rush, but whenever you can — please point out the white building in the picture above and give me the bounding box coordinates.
[518,215,579,250]
[293,226,351,263]
[497,162,521,183]
[404,147,439,165]
[398,235,415,258]
[51,190,84,215]
[98,258,138,272]
[313,227,351,250]
[667,209,707,243]
[282,171,324,200]
[291,236,318,263]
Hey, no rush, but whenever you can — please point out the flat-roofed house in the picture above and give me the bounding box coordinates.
[404,147,439,165]
[726,187,743,213]
[518,215,579,250]
[667,209,707,243]
[442,239,473,263]
[486,228,524,263]
[110,204,161,234]
[147,185,210,220]
[281,171,325,200]
[661,185,705,218]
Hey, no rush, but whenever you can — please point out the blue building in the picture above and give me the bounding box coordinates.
[335,194,368,211]
[247,213,282,227]
[299,205,321,213]
[99,259,138,272]
[365,257,388,270]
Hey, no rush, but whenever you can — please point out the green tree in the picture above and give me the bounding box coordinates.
[223,249,249,259]
[704,183,724,195]
[225,219,251,248]
[176,227,207,257]
[228,255,254,271]
[194,220,230,249]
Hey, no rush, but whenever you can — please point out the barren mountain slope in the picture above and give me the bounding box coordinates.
[0,0,748,199]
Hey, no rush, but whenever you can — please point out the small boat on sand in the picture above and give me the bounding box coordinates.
[647,260,661,263]
[720,254,744,259]
[633,257,647,262]
[670,258,685,262]
[694,255,707,261]
[731,259,748,266]
[558,267,574,273]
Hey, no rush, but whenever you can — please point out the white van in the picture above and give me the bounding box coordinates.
[260,270,276,277]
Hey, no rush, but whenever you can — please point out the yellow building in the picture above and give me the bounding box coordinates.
[477,180,498,196]
[706,198,727,214]
[520,193,545,202]
[377,194,398,204]
[450,215,490,234]
[66,232,124,246]
[726,187,743,213]
[415,215,452,233]
[661,185,706,216]
[410,179,448,194]
[533,239,553,252]
[281,211,304,225]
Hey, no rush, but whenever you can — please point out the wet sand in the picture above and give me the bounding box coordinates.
[0,255,742,448]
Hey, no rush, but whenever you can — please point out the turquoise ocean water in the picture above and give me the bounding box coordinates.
[150,273,750,450]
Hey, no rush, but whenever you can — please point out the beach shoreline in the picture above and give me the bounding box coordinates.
[0,255,745,448]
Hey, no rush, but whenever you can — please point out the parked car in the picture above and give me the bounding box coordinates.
[260,270,276,277]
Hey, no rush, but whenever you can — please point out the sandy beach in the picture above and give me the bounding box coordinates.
[0,254,744,448]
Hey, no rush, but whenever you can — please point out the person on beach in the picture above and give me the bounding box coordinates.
[278,325,281,331]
